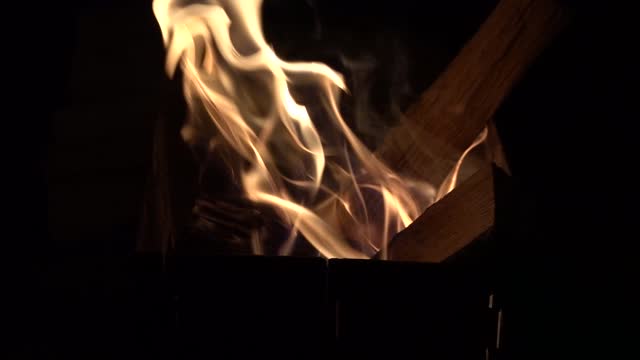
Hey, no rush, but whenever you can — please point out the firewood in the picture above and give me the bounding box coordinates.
[385,165,495,262]
[377,0,567,186]
[379,0,567,262]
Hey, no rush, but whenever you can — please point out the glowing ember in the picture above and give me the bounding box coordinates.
[152,0,439,258]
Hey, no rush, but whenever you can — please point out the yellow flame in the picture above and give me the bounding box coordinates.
[437,127,488,201]
[153,0,437,258]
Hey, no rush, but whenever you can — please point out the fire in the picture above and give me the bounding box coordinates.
[152,0,440,258]
[436,127,488,201]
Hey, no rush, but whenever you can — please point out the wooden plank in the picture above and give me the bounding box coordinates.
[385,165,495,262]
[377,0,567,186]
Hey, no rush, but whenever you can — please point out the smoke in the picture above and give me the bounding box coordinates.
[305,0,323,39]
[340,39,412,151]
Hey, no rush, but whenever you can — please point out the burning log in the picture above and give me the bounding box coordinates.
[381,0,568,261]
[384,165,495,262]
[377,0,567,186]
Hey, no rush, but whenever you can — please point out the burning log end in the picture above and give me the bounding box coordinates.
[382,164,496,262]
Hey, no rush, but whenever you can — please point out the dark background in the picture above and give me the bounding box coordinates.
[9,0,638,357]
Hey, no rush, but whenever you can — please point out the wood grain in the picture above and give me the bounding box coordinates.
[377,0,567,186]
[380,0,567,262]
[386,165,495,262]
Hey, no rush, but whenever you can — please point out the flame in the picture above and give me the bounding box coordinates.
[436,127,488,201]
[152,0,438,258]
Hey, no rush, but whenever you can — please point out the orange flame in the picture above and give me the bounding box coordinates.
[153,0,437,258]
[436,127,488,201]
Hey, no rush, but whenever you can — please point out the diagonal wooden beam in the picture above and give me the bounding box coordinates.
[377,0,567,187]
[381,0,568,262]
